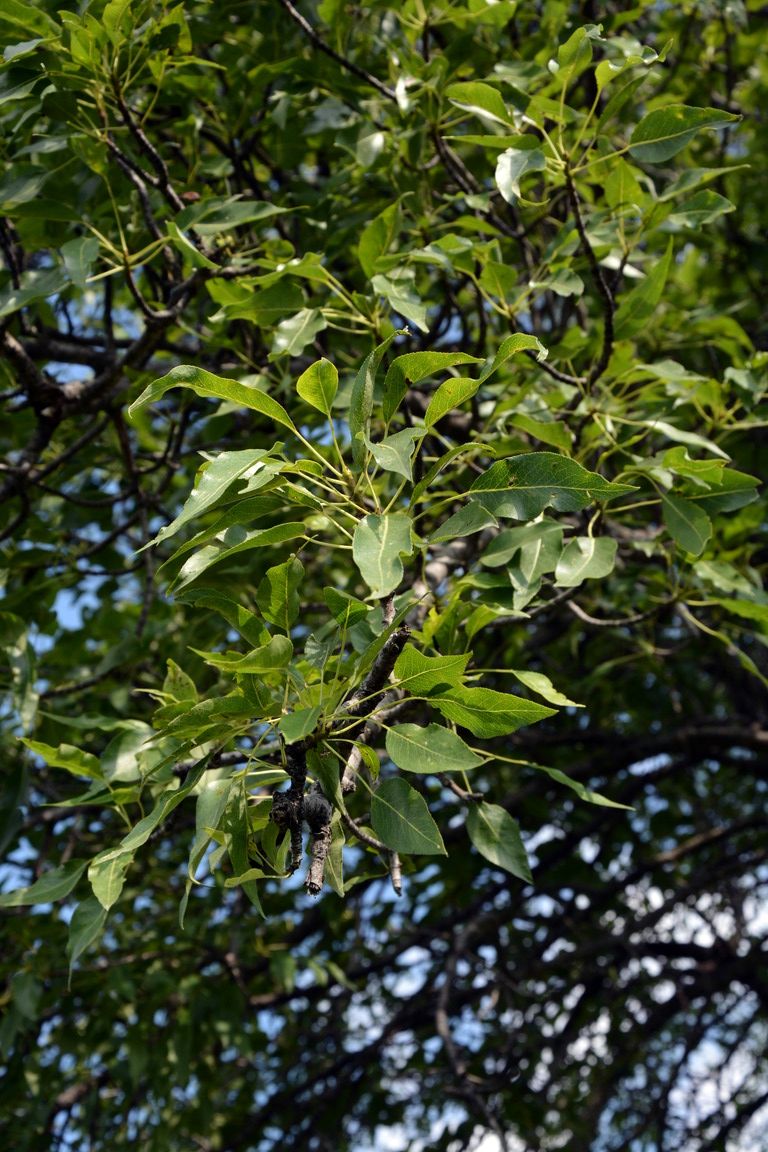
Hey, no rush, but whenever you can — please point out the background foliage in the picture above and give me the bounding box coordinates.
[1,1,767,1150]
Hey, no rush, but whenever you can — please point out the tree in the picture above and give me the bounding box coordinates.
[1,1,766,1149]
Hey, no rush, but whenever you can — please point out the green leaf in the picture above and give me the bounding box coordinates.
[385,724,484,775]
[533,764,632,809]
[614,239,673,339]
[163,659,198,703]
[296,358,338,416]
[101,721,155,782]
[687,468,759,514]
[555,537,618,587]
[370,778,446,855]
[661,493,712,555]
[0,0,60,35]
[60,237,100,289]
[367,428,421,481]
[467,803,532,881]
[445,81,514,127]
[307,747,345,811]
[424,377,479,428]
[226,791,265,916]
[481,520,562,574]
[256,556,304,631]
[509,671,583,708]
[393,645,469,695]
[665,190,735,229]
[186,774,234,883]
[88,849,133,911]
[128,365,296,431]
[429,503,498,544]
[352,512,413,598]
[0,860,88,907]
[175,197,291,235]
[349,332,398,467]
[174,590,267,648]
[172,522,306,591]
[371,272,428,332]
[0,268,69,319]
[271,308,328,357]
[358,200,400,278]
[469,453,635,519]
[325,812,345,897]
[323,588,370,628]
[20,739,102,780]
[384,351,482,424]
[495,145,547,205]
[479,333,548,381]
[278,706,322,744]
[149,450,276,546]
[509,412,573,451]
[67,896,108,980]
[193,634,294,673]
[629,104,739,163]
[432,687,555,737]
[119,762,208,853]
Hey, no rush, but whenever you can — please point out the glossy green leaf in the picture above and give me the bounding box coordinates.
[119,762,208,852]
[149,450,275,546]
[429,503,498,544]
[175,197,291,234]
[371,778,446,855]
[466,802,532,881]
[163,659,198,703]
[256,556,304,631]
[349,332,398,467]
[323,588,370,628]
[60,236,100,289]
[479,333,548,381]
[174,590,267,647]
[509,670,583,708]
[186,775,234,882]
[367,428,421,481]
[469,453,635,519]
[629,104,739,163]
[495,145,547,205]
[371,272,428,332]
[661,493,712,555]
[385,724,484,775]
[278,706,322,744]
[445,81,513,127]
[352,512,413,597]
[481,520,563,577]
[0,860,88,908]
[193,634,293,673]
[128,365,296,430]
[384,351,482,423]
[424,377,479,428]
[0,268,68,319]
[325,812,345,897]
[296,358,338,416]
[20,739,102,780]
[67,896,108,980]
[555,537,618,587]
[271,308,328,357]
[172,522,307,591]
[614,239,673,340]
[358,200,400,278]
[393,645,469,695]
[432,687,555,737]
[88,849,133,911]
[534,764,633,809]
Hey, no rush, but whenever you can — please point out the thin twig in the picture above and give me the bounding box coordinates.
[277,0,397,103]
[565,166,614,389]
